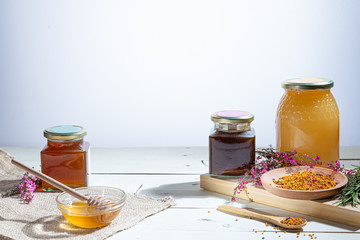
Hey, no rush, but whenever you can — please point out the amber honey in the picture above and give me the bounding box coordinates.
[59,200,120,228]
[276,78,339,164]
[209,129,255,176]
[56,187,126,229]
[41,125,89,190]
[209,110,255,176]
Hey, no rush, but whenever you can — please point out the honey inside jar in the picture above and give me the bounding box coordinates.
[276,78,339,165]
[41,125,90,190]
[209,110,255,176]
[59,200,121,228]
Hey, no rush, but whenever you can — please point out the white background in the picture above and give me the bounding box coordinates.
[0,1,359,148]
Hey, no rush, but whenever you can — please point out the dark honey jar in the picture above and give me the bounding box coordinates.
[41,125,90,191]
[209,110,255,177]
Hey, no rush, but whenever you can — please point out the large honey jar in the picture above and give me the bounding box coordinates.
[276,78,339,164]
[41,125,90,191]
[209,110,255,176]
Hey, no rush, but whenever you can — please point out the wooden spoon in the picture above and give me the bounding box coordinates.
[218,205,307,229]
[11,158,110,206]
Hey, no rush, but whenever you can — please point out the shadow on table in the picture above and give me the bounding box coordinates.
[0,179,20,193]
[139,181,360,232]
[139,181,230,199]
[0,214,96,239]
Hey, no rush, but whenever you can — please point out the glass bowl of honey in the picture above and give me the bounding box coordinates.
[56,186,126,228]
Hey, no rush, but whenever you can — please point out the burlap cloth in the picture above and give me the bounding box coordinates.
[0,148,176,240]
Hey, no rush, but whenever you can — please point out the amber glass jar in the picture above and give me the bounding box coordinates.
[209,110,255,177]
[276,78,339,164]
[41,125,90,191]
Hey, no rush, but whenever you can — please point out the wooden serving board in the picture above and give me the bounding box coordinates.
[200,174,360,228]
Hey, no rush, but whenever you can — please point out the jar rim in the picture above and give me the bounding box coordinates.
[44,125,87,141]
[214,122,251,132]
[282,78,334,90]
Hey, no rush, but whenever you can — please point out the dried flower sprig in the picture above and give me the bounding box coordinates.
[232,147,357,203]
[18,173,38,203]
[232,177,248,202]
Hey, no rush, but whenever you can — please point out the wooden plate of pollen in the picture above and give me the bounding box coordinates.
[261,166,348,200]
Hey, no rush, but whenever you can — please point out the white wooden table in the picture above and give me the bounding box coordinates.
[2,146,360,240]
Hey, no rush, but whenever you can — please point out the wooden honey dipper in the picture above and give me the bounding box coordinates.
[11,158,111,206]
[218,205,307,229]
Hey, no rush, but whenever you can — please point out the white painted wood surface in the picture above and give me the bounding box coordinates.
[1,146,360,240]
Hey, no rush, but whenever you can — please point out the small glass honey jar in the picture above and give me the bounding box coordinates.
[41,125,90,191]
[209,110,255,177]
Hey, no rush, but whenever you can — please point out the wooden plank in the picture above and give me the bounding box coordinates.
[1,146,209,174]
[106,208,360,240]
[90,147,208,174]
[340,146,360,160]
[200,174,360,228]
[90,174,271,209]
[2,146,360,238]
[110,230,360,240]
[341,160,360,169]
[2,146,359,175]
[91,174,360,232]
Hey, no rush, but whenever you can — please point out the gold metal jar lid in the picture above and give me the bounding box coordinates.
[211,110,254,124]
[44,125,87,141]
[282,78,334,90]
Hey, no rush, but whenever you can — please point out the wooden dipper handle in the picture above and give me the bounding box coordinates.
[11,158,88,202]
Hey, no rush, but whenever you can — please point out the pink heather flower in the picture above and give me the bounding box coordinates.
[18,173,37,204]
[231,147,355,203]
